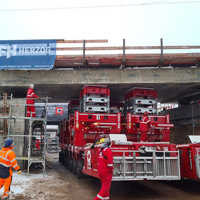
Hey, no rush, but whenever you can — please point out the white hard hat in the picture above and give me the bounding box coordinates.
[29,84,34,88]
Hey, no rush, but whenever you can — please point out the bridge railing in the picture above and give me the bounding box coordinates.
[55,39,200,68]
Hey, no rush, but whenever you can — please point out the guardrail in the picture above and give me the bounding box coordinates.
[55,39,200,68]
[112,149,180,181]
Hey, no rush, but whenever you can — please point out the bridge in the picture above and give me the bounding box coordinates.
[1,39,200,144]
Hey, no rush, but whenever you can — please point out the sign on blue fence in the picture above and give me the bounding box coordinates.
[0,40,56,70]
[35,103,69,121]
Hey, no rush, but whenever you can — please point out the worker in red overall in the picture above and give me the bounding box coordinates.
[35,138,41,151]
[140,111,151,142]
[26,84,39,117]
[94,138,113,200]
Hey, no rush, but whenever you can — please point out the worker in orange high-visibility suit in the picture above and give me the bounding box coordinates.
[94,138,113,200]
[0,138,21,200]
[26,84,39,117]
[140,111,151,142]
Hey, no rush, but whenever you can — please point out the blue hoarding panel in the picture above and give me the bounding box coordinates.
[0,40,56,70]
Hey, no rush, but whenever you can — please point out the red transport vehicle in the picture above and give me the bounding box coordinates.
[59,86,181,181]
[123,87,173,142]
[59,85,121,176]
[177,136,200,180]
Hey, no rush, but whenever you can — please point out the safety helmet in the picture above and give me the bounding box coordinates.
[98,137,110,144]
[143,111,149,116]
[4,138,14,147]
[98,137,111,148]
[96,138,104,145]
[99,138,106,144]
[29,84,34,89]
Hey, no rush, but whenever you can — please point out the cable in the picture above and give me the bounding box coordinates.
[0,0,200,12]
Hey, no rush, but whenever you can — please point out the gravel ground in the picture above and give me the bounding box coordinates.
[5,160,200,200]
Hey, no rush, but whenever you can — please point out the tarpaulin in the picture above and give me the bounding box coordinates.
[0,40,56,70]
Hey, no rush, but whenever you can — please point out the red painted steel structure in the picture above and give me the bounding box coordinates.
[123,88,173,142]
[59,85,121,177]
[59,85,180,181]
[80,85,110,98]
[177,144,200,181]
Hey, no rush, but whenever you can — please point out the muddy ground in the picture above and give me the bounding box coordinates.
[12,161,200,200]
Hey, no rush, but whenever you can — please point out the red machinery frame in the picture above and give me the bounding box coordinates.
[178,143,200,180]
[59,86,180,181]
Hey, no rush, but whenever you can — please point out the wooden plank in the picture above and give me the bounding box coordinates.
[56,53,200,60]
[54,52,200,68]
[164,46,200,49]
[56,39,108,43]
[56,45,200,51]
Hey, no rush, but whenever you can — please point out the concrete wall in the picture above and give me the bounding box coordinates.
[171,124,200,144]
[1,67,200,86]
[166,103,200,144]
[0,98,26,168]
[169,104,200,124]
[10,98,26,163]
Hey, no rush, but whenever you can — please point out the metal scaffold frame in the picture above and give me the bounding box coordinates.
[0,93,48,175]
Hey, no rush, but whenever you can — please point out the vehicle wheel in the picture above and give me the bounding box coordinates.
[76,159,84,179]
[64,151,69,168]
[72,159,77,174]
[59,151,64,164]
[68,156,73,171]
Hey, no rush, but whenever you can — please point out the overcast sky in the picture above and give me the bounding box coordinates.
[1,0,200,46]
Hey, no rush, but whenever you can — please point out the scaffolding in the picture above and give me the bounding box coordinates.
[0,93,48,175]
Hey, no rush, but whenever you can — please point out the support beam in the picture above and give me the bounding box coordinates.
[57,46,200,51]
[1,67,200,86]
[56,39,108,43]
[55,53,200,68]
